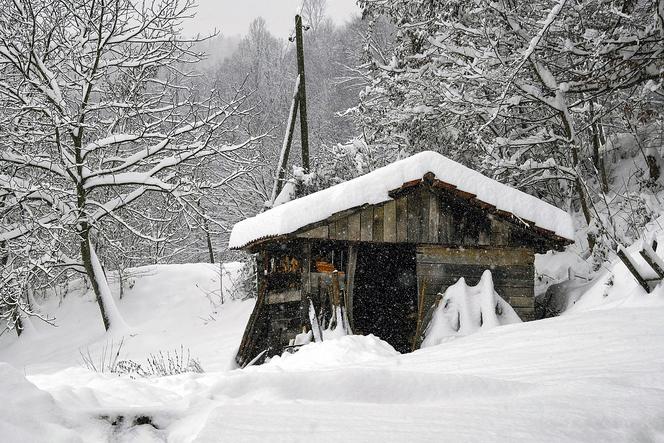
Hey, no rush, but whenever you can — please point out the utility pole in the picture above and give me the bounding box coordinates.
[269,15,311,206]
[294,14,310,173]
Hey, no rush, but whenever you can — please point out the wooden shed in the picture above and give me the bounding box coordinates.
[230,151,574,366]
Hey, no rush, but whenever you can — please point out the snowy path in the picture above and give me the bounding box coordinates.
[2,262,664,441]
[21,306,664,442]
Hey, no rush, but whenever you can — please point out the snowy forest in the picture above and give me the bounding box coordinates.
[1,0,664,441]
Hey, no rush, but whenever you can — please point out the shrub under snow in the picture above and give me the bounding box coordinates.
[421,271,521,347]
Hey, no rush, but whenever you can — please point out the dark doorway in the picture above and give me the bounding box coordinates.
[352,243,417,353]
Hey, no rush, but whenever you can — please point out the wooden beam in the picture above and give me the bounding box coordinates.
[407,191,422,242]
[348,212,361,241]
[372,205,384,242]
[396,197,408,242]
[429,193,440,244]
[617,248,650,292]
[383,200,397,242]
[360,206,373,241]
[336,217,348,240]
[639,243,664,279]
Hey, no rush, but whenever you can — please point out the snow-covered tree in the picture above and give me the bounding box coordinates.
[0,0,260,331]
[359,0,664,252]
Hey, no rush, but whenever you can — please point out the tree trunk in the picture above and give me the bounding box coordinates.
[80,230,128,332]
[12,309,23,337]
[590,101,609,192]
[571,145,595,251]
[198,201,215,264]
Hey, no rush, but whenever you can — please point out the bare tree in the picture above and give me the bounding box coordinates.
[0,0,261,331]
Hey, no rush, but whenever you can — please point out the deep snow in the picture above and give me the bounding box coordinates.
[0,262,254,373]
[1,259,664,442]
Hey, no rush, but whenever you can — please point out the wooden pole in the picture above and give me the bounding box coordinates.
[270,76,301,205]
[412,279,427,351]
[294,14,310,173]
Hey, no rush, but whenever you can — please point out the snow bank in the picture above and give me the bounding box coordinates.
[266,335,399,370]
[3,259,664,441]
[560,222,664,314]
[0,363,87,442]
[0,263,255,373]
[422,271,521,347]
[229,151,574,248]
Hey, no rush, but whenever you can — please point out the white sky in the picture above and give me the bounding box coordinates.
[182,0,361,39]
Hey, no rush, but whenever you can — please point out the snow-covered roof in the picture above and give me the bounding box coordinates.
[229,151,574,249]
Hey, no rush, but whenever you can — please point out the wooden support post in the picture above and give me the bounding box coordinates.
[331,269,341,307]
[294,14,310,173]
[236,252,269,367]
[345,245,357,330]
[617,247,650,292]
[300,242,312,329]
[412,279,427,352]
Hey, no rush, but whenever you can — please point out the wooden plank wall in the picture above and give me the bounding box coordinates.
[416,245,535,321]
[296,187,514,248]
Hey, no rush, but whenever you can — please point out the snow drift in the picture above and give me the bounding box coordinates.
[422,271,521,347]
[0,363,84,442]
[2,261,664,442]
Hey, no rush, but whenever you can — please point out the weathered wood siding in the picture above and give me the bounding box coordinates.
[294,187,529,249]
[416,245,535,321]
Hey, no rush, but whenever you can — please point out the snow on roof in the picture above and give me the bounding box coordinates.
[229,151,575,249]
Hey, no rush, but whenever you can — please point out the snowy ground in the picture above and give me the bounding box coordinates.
[0,263,254,374]
[1,260,664,442]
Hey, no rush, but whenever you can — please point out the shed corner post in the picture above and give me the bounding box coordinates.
[300,241,312,330]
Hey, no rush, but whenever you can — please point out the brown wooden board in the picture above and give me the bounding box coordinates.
[416,245,534,267]
[407,191,422,242]
[490,217,510,246]
[416,262,534,281]
[438,202,452,244]
[360,206,373,242]
[418,188,431,243]
[348,212,361,241]
[336,217,348,241]
[428,192,440,244]
[372,206,384,242]
[297,225,329,240]
[266,289,302,304]
[507,295,535,308]
[396,197,408,242]
[328,221,337,240]
[383,200,397,242]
